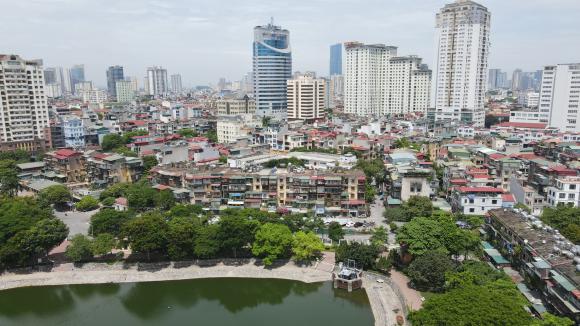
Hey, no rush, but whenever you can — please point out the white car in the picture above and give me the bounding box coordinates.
[376,279,385,283]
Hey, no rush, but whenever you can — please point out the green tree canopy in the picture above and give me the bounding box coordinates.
[123,213,168,260]
[38,185,72,209]
[370,226,389,246]
[76,196,100,212]
[126,183,157,211]
[335,242,380,270]
[218,215,259,257]
[66,234,93,262]
[91,233,116,256]
[292,231,325,262]
[0,160,19,197]
[445,260,510,290]
[328,221,345,243]
[155,189,176,210]
[99,183,130,201]
[0,197,53,246]
[142,155,158,173]
[409,280,532,326]
[531,313,575,326]
[167,217,196,260]
[402,196,434,220]
[252,223,293,266]
[194,224,220,259]
[90,209,132,237]
[408,251,455,291]
[101,134,124,151]
[541,204,580,244]
[177,128,198,138]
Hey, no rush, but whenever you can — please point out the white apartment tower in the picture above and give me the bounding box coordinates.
[539,64,580,132]
[146,66,168,97]
[431,0,491,127]
[0,55,50,152]
[287,74,326,121]
[344,42,431,116]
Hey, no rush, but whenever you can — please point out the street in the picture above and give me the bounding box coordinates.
[54,208,99,237]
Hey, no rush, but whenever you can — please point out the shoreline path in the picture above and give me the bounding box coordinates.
[1,254,410,326]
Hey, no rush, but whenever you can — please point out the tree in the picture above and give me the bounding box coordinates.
[91,233,116,256]
[364,184,376,203]
[445,260,510,290]
[121,130,148,144]
[99,183,129,201]
[142,155,158,173]
[218,215,259,258]
[75,196,100,212]
[409,280,532,326]
[335,242,380,270]
[541,204,580,244]
[328,222,345,243]
[292,231,324,262]
[531,313,575,326]
[204,130,218,143]
[167,217,196,260]
[407,251,455,291]
[0,160,19,197]
[32,218,69,255]
[252,223,293,266]
[370,226,389,246]
[38,185,72,210]
[355,159,386,185]
[101,134,124,151]
[155,189,176,210]
[126,183,157,211]
[166,204,204,220]
[90,209,132,237]
[101,197,115,207]
[402,196,433,220]
[394,137,411,149]
[123,213,168,260]
[384,207,408,222]
[66,234,93,262]
[0,197,53,246]
[194,224,221,258]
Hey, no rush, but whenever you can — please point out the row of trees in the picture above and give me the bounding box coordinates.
[540,204,580,244]
[81,206,327,265]
[98,181,176,211]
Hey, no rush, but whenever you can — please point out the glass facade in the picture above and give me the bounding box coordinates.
[106,65,124,97]
[253,23,292,120]
[329,43,342,76]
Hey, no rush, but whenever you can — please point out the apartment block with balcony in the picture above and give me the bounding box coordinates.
[44,148,86,183]
[546,177,580,208]
[85,152,143,187]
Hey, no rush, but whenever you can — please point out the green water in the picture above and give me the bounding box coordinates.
[0,278,374,326]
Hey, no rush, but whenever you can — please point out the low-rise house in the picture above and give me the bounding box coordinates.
[451,186,504,215]
[44,149,86,183]
[546,177,580,207]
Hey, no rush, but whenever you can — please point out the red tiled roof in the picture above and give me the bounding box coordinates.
[502,194,516,202]
[115,197,128,206]
[458,187,504,194]
[450,179,469,185]
[489,153,506,160]
[54,149,79,157]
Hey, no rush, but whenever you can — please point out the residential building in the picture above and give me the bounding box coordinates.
[0,54,50,153]
[70,64,85,93]
[60,115,85,148]
[512,69,523,91]
[488,68,507,90]
[253,21,292,119]
[329,43,342,76]
[451,186,504,215]
[115,80,135,103]
[217,116,258,144]
[86,153,143,186]
[216,95,256,117]
[518,91,540,108]
[44,148,86,183]
[146,66,169,97]
[106,65,124,98]
[171,74,183,94]
[538,64,580,132]
[431,0,491,127]
[546,177,580,207]
[287,74,326,121]
[329,74,344,109]
[344,42,431,116]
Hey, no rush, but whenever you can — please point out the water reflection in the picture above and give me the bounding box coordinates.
[120,278,324,319]
[0,286,76,317]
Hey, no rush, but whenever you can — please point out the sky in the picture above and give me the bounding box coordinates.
[1,0,579,88]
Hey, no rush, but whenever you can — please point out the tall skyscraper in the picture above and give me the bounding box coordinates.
[253,20,292,119]
[512,69,523,91]
[0,55,50,152]
[146,66,168,97]
[431,0,491,127]
[70,64,85,93]
[106,65,124,97]
[171,74,183,94]
[344,42,431,116]
[329,43,342,76]
[287,73,326,121]
[44,68,58,84]
[538,64,580,132]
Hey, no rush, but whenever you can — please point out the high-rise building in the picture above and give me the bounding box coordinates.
[217,95,256,117]
[344,42,431,116]
[329,74,344,109]
[171,74,183,94]
[44,68,57,84]
[106,65,124,97]
[253,21,292,120]
[431,0,491,127]
[512,69,523,91]
[488,69,501,90]
[146,66,168,97]
[0,54,50,152]
[70,64,85,93]
[116,80,135,103]
[538,64,580,132]
[287,74,326,121]
[329,43,342,76]
[241,72,254,94]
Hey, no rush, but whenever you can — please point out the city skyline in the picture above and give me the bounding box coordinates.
[1,0,579,87]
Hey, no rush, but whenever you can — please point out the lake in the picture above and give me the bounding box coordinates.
[0,278,374,326]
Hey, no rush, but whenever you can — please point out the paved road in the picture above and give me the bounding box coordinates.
[54,209,99,237]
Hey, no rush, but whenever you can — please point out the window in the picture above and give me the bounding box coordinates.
[469,208,475,213]
[570,184,576,190]
[492,200,497,204]
[569,194,575,200]
[469,198,474,204]
[559,193,566,199]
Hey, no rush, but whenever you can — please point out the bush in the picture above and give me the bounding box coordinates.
[407,251,455,291]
